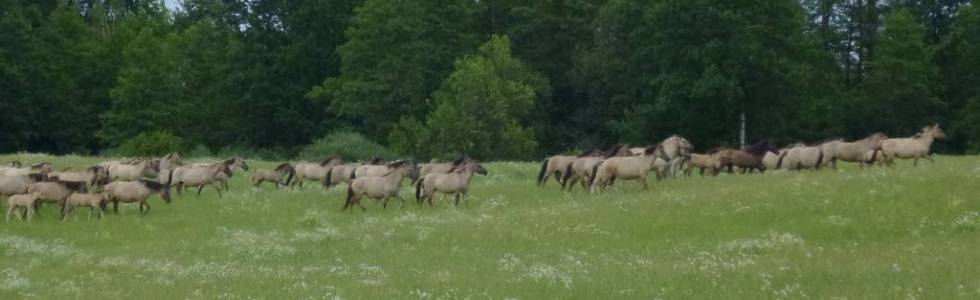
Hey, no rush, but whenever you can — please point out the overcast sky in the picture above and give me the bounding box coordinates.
[164,0,182,11]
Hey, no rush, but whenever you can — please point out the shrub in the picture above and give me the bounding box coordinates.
[110,131,185,157]
[298,132,398,161]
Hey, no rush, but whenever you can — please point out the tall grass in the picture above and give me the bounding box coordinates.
[1,154,978,299]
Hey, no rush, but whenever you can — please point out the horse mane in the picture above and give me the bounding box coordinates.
[643,144,661,155]
[819,137,843,144]
[448,156,471,173]
[275,163,293,171]
[604,144,628,158]
[320,156,343,166]
[387,160,407,168]
[743,139,775,156]
[30,162,50,169]
[140,179,167,191]
[60,180,88,192]
[367,157,385,165]
[705,146,729,154]
[577,149,600,157]
[86,166,101,173]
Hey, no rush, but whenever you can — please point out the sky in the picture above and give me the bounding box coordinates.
[164,0,182,11]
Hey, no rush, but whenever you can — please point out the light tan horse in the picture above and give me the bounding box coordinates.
[352,157,393,178]
[415,159,488,207]
[292,157,345,188]
[48,166,110,190]
[251,163,295,189]
[0,162,53,177]
[28,180,88,218]
[62,192,109,220]
[881,124,946,166]
[537,155,576,187]
[590,145,668,192]
[0,173,45,197]
[323,163,358,188]
[658,135,694,177]
[685,153,722,176]
[171,164,228,197]
[561,146,630,191]
[777,143,824,171]
[104,179,172,216]
[344,161,418,211]
[107,160,156,181]
[820,133,888,168]
[6,192,42,221]
[188,157,249,190]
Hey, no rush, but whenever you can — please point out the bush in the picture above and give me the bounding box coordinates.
[298,132,398,161]
[186,145,214,159]
[110,131,186,157]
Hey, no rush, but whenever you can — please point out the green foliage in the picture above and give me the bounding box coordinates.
[391,35,548,161]
[308,0,481,141]
[852,9,944,137]
[110,131,185,156]
[299,131,397,162]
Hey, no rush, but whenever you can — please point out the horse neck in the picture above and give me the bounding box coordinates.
[917,131,936,146]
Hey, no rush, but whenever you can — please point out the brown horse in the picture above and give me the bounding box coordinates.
[712,139,780,174]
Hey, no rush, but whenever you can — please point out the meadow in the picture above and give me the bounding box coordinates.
[1,153,979,299]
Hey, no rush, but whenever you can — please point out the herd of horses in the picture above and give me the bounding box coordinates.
[0,124,946,220]
[0,151,491,220]
[540,124,947,192]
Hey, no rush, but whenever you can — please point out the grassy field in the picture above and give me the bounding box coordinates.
[1,153,979,299]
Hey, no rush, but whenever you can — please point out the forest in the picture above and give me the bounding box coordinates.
[1,0,978,160]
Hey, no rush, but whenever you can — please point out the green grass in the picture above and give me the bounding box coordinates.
[2,153,980,299]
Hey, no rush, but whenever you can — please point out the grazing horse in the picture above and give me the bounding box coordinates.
[415,159,488,207]
[590,145,668,192]
[537,155,576,187]
[344,160,418,211]
[881,124,946,166]
[292,157,344,188]
[47,166,110,190]
[820,133,888,168]
[561,146,631,191]
[777,143,824,171]
[251,163,295,189]
[6,192,42,221]
[713,139,780,173]
[105,179,172,216]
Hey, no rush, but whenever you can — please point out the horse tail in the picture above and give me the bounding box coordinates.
[776,151,788,170]
[166,168,175,187]
[284,167,295,186]
[561,163,574,188]
[323,167,334,188]
[816,150,824,169]
[868,149,880,164]
[344,180,354,209]
[588,161,602,186]
[536,158,548,186]
[415,177,425,203]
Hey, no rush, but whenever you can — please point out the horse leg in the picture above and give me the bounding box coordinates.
[454,193,461,206]
[913,157,919,167]
[398,196,406,209]
[382,197,389,210]
[214,185,223,198]
[641,177,649,191]
[113,200,119,214]
[142,201,151,216]
[222,179,228,191]
[927,154,936,165]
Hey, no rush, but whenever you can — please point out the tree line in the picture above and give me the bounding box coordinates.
[1,0,978,160]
